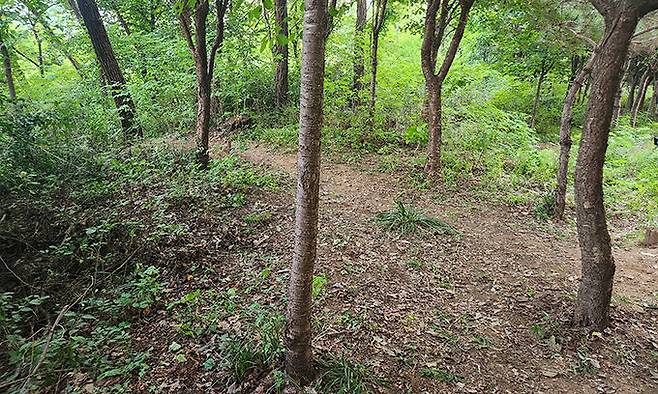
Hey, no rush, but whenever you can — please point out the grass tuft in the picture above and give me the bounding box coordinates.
[376,201,459,236]
[316,354,385,394]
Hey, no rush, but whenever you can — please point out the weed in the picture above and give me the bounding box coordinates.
[418,366,463,382]
[376,201,459,236]
[312,274,328,299]
[316,354,383,394]
[533,190,556,221]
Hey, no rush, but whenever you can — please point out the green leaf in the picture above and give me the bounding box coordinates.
[275,34,288,46]
[247,6,262,19]
[262,0,273,10]
[175,354,187,363]
[169,341,182,352]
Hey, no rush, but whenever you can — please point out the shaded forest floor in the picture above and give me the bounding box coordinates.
[3,137,657,393]
[128,138,658,393]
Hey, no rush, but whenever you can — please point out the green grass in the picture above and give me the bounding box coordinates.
[316,354,384,394]
[376,201,459,236]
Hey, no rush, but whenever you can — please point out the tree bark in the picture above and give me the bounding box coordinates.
[274,0,289,107]
[178,0,229,168]
[32,27,45,77]
[1,32,16,100]
[626,71,639,111]
[77,0,142,138]
[555,55,595,222]
[649,74,658,117]
[421,0,474,178]
[611,57,630,125]
[631,68,651,127]
[284,0,327,385]
[573,1,658,331]
[530,66,547,129]
[351,0,366,108]
[368,0,387,116]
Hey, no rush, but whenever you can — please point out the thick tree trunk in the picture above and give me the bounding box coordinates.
[631,69,651,127]
[1,35,16,100]
[573,6,643,331]
[530,68,547,129]
[284,0,327,385]
[555,56,595,222]
[351,0,366,108]
[77,0,141,138]
[274,0,289,107]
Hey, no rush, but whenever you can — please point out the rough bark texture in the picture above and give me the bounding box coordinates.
[573,0,658,331]
[368,0,387,115]
[1,35,16,100]
[178,0,228,168]
[421,0,474,178]
[274,0,289,107]
[284,0,327,385]
[351,0,366,108]
[555,55,595,222]
[77,0,141,138]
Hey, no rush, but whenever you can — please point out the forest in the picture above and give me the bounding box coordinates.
[1,0,658,392]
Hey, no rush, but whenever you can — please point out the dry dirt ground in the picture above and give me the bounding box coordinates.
[234,142,658,394]
[127,139,658,394]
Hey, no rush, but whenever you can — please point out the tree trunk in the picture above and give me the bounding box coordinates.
[626,72,639,111]
[649,74,658,117]
[196,76,211,167]
[274,0,289,107]
[1,35,16,100]
[420,0,474,179]
[631,69,651,127]
[611,57,630,126]
[368,33,379,115]
[33,28,45,77]
[284,0,327,385]
[530,68,546,129]
[573,4,646,331]
[425,84,442,176]
[351,0,366,108]
[555,55,594,222]
[77,0,141,138]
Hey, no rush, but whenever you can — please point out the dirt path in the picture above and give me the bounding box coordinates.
[239,142,658,393]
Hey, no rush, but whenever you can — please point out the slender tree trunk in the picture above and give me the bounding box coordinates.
[611,58,630,125]
[631,69,651,127]
[626,73,639,111]
[196,75,211,167]
[530,68,547,129]
[32,28,45,77]
[421,0,474,179]
[425,83,442,175]
[1,34,16,100]
[368,34,379,115]
[649,74,658,117]
[573,5,645,331]
[284,0,327,385]
[77,0,141,137]
[274,0,289,107]
[555,55,595,221]
[351,0,366,108]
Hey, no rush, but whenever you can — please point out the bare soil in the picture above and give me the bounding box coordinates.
[234,142,658,393]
